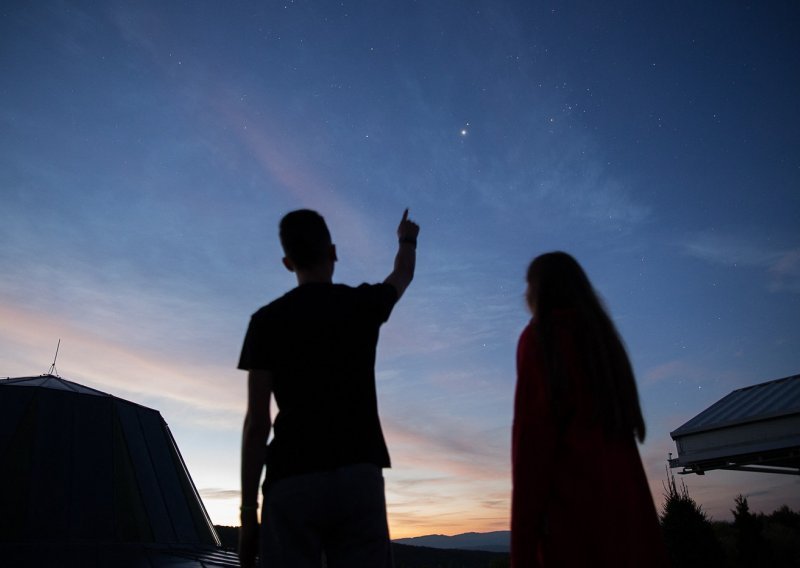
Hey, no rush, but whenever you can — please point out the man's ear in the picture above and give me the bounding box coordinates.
[330,244,338,262]
[282,257,295,272]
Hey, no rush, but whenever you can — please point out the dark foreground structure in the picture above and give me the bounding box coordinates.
[0,374,239,567]
[670,373,800,476]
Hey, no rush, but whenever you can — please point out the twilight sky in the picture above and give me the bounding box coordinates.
[1,1,798,536]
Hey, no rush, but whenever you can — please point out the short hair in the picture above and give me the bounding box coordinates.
[279,209,332,270]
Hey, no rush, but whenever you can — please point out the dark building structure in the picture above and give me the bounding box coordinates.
[0,374,239,566]
[670,373,800,476]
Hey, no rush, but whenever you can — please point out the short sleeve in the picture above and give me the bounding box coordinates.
[357,282,399,324]
[237,314,273,371]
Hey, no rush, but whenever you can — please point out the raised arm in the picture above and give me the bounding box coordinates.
[239,369,273,568]
[384,208,420,300]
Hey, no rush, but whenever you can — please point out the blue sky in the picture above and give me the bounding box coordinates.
[1,1,798,535]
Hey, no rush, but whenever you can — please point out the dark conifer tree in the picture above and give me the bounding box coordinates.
[732,495,766,567]
[660,469,724,568]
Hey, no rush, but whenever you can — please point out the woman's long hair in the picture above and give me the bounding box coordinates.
[527,252,646,442]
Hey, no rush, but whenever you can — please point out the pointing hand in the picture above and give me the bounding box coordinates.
[397,208,420,242]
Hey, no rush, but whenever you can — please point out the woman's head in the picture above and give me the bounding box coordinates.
[526,251,599,316]
[525,251,646,442]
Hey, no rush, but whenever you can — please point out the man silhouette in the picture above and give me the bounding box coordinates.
[238,209,419,568]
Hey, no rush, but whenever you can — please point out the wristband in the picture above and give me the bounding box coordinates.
[399,237,417,247]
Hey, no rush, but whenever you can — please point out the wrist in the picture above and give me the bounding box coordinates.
[399,237,417,248]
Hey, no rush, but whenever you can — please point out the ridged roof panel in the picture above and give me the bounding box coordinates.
[1,374,112,397]
[0,373,220,548]
[671,373,800,437]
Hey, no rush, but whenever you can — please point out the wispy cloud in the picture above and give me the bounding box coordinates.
[213,96,384,265]
[524,137,652,229]
[105,2,385,269]
[377,370,512,537]
[682,232,800,293]
[0,303,245,426]
[387,498,509,539]
[386,469,510,538]
[199,488,241,501]
[642,359,711,387]
[106,1,165,64]
[768,248,800,293]
[387,421,509,482]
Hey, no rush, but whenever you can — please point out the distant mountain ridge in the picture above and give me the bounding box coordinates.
[393,530,510,553]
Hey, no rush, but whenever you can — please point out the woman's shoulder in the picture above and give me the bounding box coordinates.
[519,319,534,339]
[518,319,540,350]
[519,310,578,339]
[517,320,544,371]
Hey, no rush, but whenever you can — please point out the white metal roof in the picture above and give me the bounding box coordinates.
[670,374,800,476]
[671,373,800,437]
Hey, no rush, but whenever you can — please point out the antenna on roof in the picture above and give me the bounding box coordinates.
[47,339,61,377]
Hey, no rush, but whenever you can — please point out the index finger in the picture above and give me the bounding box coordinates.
[402,208,409,222]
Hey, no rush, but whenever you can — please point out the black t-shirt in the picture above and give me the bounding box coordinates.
[238,282,398,483]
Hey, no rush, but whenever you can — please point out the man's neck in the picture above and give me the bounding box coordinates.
[295,268,333,286]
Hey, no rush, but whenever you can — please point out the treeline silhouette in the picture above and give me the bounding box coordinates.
[392,545,509,568]
[215,488,800,568]
[661,473,800,568]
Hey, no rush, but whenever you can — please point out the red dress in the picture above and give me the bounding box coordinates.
[511,320,668,567]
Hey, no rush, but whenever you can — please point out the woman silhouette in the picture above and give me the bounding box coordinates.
[511,252,667,567]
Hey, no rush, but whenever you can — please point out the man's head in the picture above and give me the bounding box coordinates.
[279,209,336,273]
